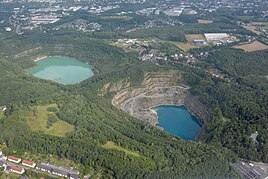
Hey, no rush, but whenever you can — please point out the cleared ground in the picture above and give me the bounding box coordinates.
[185,34,205,41]
[234,41,268,52]
[242,26,261,35]
[27,104,74,137]
[198,19,213,24]
[102,141,140,157]
[100,16,133,20]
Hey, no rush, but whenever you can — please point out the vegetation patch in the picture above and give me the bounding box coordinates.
[0,111,4,119]
[102,141,140,157]
[26,104,74,137]
[234,41,268,52]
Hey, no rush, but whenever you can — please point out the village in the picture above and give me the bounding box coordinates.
[114,32,237,63]
[0,151,80,179]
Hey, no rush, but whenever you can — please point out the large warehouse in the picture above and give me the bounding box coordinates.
[204,33,229,41]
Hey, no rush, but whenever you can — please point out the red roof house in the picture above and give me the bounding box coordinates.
[7,156,21,163]
[22,160,36,168]
[10,166,25,174]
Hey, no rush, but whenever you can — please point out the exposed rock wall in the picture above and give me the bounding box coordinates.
[101,71,211,126]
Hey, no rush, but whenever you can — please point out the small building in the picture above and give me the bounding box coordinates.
[250,131,259,143]
[0,151,3,156]
[0,105,7,111]
[204,33,229,41]
[10,166,25,175]
[52,168,69,177]
[22,160,36,168]
[5,27,11,32]
[231,161,268,179]
[69,173,80,179]
[0,160,7,168]
[193,40,207,45]
[36,164,53,173]
[8,156,21,163]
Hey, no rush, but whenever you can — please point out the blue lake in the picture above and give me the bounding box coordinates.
[155,105,202,140]
[29,57,94,85]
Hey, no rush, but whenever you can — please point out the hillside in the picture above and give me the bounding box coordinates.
[0,58,237,178]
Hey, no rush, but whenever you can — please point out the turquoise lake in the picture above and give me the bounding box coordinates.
[29,57,94,84]
[155,105,202,140]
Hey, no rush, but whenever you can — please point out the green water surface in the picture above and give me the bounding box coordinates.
[29,57,94,84]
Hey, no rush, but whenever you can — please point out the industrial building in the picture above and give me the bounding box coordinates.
[204,33,229,41]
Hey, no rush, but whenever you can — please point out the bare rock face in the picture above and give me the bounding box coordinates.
[101,71,211,126]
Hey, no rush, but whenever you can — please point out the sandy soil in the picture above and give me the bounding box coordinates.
[234,41,268,52]
[198,19,213,24]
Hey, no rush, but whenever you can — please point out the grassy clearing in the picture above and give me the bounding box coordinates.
[174,42,202,52]
[26,104,74,137]
[1,173,22,179]
[100,16,133,20]
[102,141,140,157]
[234,41,268,52]
[185,34,205,41]
[237,16,253,21]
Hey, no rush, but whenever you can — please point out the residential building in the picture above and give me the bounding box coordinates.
[0,160,6,168]
[22,160,36,168]
[69,173,80,179]
[36,164,53,173]
[10,166,25,175]
[8,156,21,163]
[52,168,69,177]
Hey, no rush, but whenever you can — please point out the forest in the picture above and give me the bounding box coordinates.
[0,6,267,177]
[0,31,240,178]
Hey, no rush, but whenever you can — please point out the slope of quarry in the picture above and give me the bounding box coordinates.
[101,71,211,126]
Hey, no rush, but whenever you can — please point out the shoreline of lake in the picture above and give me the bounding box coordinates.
[151,105,202,140]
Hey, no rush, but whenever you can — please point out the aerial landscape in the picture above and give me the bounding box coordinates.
[0,0,267,178]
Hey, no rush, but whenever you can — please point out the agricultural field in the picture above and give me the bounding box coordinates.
[242,26,261,35]
[234,41,268,52]
[175,42,202,52]
[26,104,74,137]
[198,19,213,24]
[102,141,140,157]
[185,34,205,41]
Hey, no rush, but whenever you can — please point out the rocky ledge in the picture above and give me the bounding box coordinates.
[100,71,211,126]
